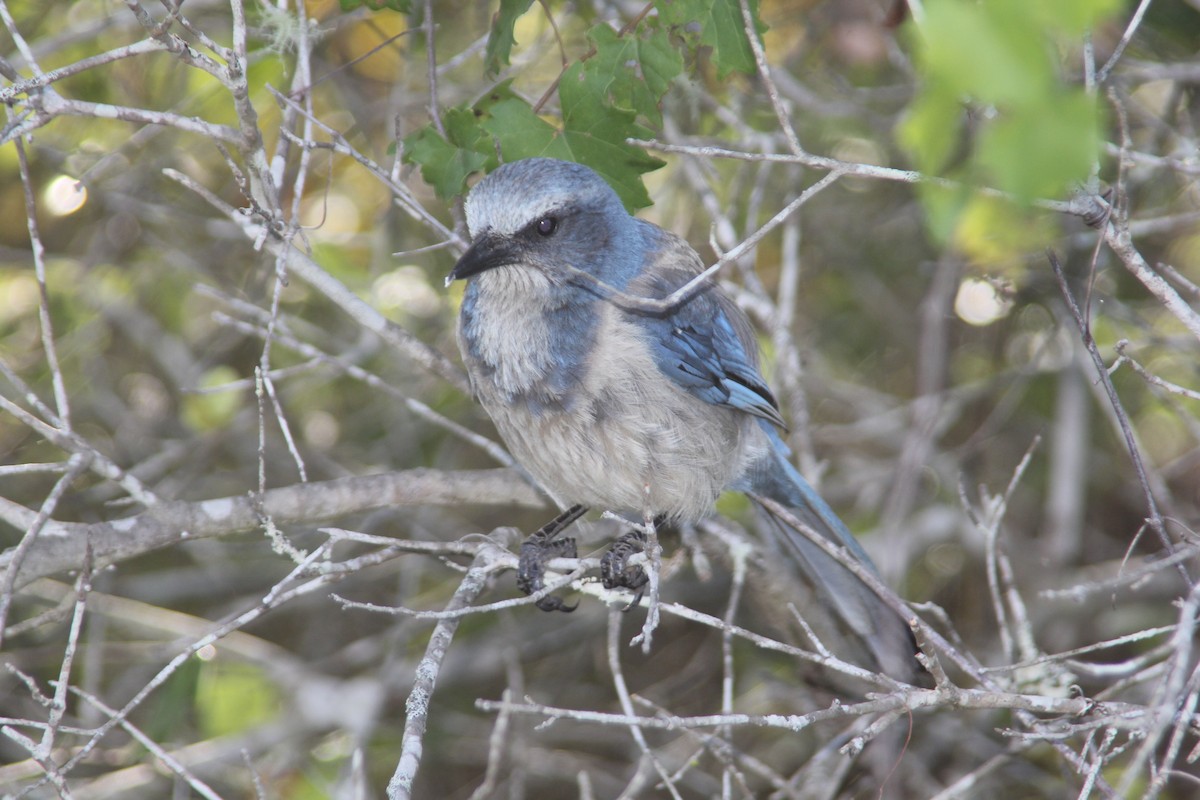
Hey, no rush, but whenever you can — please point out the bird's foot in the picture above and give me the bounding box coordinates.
[516,505,586,612]
[600,530,650,609]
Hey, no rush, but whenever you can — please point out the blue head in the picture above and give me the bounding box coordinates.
[447,158,644,293]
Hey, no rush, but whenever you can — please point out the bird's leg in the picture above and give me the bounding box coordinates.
[600,512,667,610]
[516,504,587,612]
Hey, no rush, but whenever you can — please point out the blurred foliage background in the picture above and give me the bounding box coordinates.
[2,0,1200,797]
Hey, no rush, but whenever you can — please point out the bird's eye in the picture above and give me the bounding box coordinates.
[535,216,558,236]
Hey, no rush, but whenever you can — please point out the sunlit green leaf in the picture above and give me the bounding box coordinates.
[585,23,683,127]
[338,0,410,11]
[480,96,564,159]
[656,0,765,78]
[196,660,280,738]
[474,69,663,209]
[913,181,970,245]
[977,91,1101,202]
[954,194,1057,265]
[402,108,494,198]
[182,366,243,432]
[902,0,1117,245]
[918,0,1054,106]
[484,0,536,75]
[558,62,664,208]
[897,87,965,176]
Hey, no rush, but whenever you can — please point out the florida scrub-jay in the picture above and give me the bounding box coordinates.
[447,158,917,680]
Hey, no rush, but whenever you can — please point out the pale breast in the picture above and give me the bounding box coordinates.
[458,267,556,397]
[475,302,758,521]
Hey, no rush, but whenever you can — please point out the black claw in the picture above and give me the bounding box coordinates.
[516,505,586,613]
[534,594,578,613]
[600,530,650,603]
[516,533,577,595]
[624,588,645,611]
[1083,186,1114,229]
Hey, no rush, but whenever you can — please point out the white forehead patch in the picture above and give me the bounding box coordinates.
[463,158,618,238]
[465,182,565,238]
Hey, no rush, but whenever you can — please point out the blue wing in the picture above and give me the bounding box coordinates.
[624,232,922,680]
[627,243,786,428]
[659,312,787,428]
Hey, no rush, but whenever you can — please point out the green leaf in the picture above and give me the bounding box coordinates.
[657,0,765,78]
[409,14,681,208]
[182,366,242,432]
[901,0,1115,240]
[197,660,279,738]
[402,107,494,198]
[914,181,971,245]
[953,194,1057,265]
[977,91,1101,202]
[484,0,536,75]
[558,61,665,208]
[480,96,564,159]
[338,0,410,11]
[897,87,964,176]
[474,69,663,210]
[919,0,1054,106]
[584,23,683,127]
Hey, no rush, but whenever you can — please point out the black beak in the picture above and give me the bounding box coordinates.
[446,231,518,286]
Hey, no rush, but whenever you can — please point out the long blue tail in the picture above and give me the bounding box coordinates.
[738,423,921,682]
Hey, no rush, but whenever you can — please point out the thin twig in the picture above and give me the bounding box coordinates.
[14,137,70,430]
[1047,250,1185,577]
[1097,0,1154,83]
[739,0,803,156]
[69,687,224,800]
[0,452,91,649]
[607,608,684,800]
[558,170,844,315]
[630,138,1105,221]
[387,553,493,800]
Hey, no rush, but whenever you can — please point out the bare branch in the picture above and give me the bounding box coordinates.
[0,468,543,587]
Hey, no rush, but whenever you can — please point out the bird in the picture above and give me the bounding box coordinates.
[446,157,919,681]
